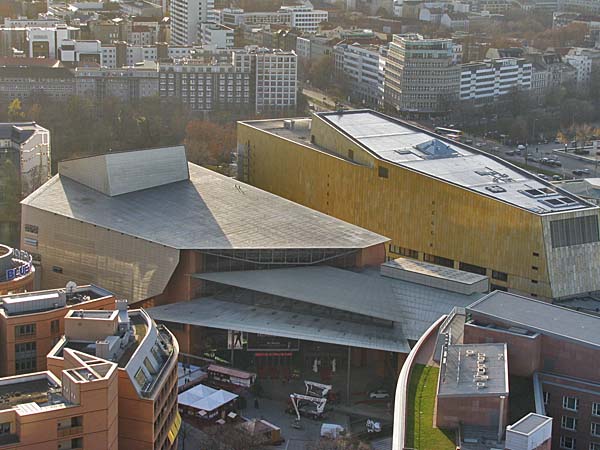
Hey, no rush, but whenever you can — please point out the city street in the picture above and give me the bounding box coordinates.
[470,139,600,180]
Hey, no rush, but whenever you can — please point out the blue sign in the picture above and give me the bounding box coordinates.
[4,248,33,282]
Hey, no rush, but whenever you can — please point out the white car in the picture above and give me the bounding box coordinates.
[369,389,390,399]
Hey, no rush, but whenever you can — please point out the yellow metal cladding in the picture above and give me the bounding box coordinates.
[237,117,553,299]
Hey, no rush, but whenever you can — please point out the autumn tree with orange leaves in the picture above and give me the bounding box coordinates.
[184,120,237,166]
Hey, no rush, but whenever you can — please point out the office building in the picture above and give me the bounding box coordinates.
[220,5,328,32]
[460,57,533,103]
[334,42,386,106]
[280,5,329,33]
[0,61,76,103]
[47,302,180,449]
[0,299,179,450]
[159,58,251,111]
[75,62,159,102]
[0,122,51,246]
[0,284,116,376]
[169,0,214,45]
[0,362,118,450]
[237,109,600,300]
[463,291,600,450]
[251,48,297,112]
[384,34,460,114]
[0,245,34,295]
[201,22,234,49]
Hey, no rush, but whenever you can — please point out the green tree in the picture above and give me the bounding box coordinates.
[7,99,25,121]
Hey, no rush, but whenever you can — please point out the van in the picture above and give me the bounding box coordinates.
[321,423,345,439]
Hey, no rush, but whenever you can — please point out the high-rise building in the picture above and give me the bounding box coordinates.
[237,109,600,300]
[0,122,51,246]
[384,34,460,115]
[169,0,215,45]
[251,48,297,112]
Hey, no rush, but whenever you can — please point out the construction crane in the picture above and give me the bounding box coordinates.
[289,393,327,424]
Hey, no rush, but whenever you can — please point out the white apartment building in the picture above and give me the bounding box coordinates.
[384,34,460,114]
[220,8,290,27]
[564,51,592,86]
[201,22,234,49]
[334,42,386,106]
[281,5,329,33]
[170,0,214,45]
[220,5,327,33]
[27,26,78,58]
[460,57,532,102]
[0,122,50,198]
[251,48,298,112]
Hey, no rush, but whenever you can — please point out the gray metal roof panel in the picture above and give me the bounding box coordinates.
[194,266,481,341]
[148,297,410,353]
[22,163,388,250]
[467,291,600,349]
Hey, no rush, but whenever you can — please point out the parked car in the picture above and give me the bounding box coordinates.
[369,389,390,400]
[538,173,549,180]
[506,150,516,156]
[552,175,562,181]
[572,169,591,176]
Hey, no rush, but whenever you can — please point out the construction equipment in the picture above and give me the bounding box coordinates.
[288,393,327,421]
[305,380,340,404]
[305,380,331,398]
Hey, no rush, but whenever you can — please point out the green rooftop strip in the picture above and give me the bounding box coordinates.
[405,364,456,450]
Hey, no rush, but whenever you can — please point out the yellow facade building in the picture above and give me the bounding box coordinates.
[238,110,600,300]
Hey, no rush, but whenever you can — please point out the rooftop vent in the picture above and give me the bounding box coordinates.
[486,185,506,193]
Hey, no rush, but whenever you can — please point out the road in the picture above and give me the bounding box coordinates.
[454,138,600,180]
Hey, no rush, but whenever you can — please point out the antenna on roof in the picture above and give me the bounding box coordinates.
[65,281,77,295]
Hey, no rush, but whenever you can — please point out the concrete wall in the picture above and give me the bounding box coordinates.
[436,395,506,429]
[464,322,542,377]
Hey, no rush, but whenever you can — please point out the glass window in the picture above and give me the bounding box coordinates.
[563,396,579,411]
[560,436,575,450]
[561,416,577,431]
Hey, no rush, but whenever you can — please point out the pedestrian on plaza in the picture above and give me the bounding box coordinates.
[254,398,259,409]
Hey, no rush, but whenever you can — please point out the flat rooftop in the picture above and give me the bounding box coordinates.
[468,291,600,349]
[438,343,508,397]
[0,374,63,411]
[244,110,594,214]
[22,158,387,250]
[508,413,552,435]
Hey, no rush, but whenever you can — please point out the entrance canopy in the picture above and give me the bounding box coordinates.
[148,297,410,353]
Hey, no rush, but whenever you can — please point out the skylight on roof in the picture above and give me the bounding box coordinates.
[415,139,458,160]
